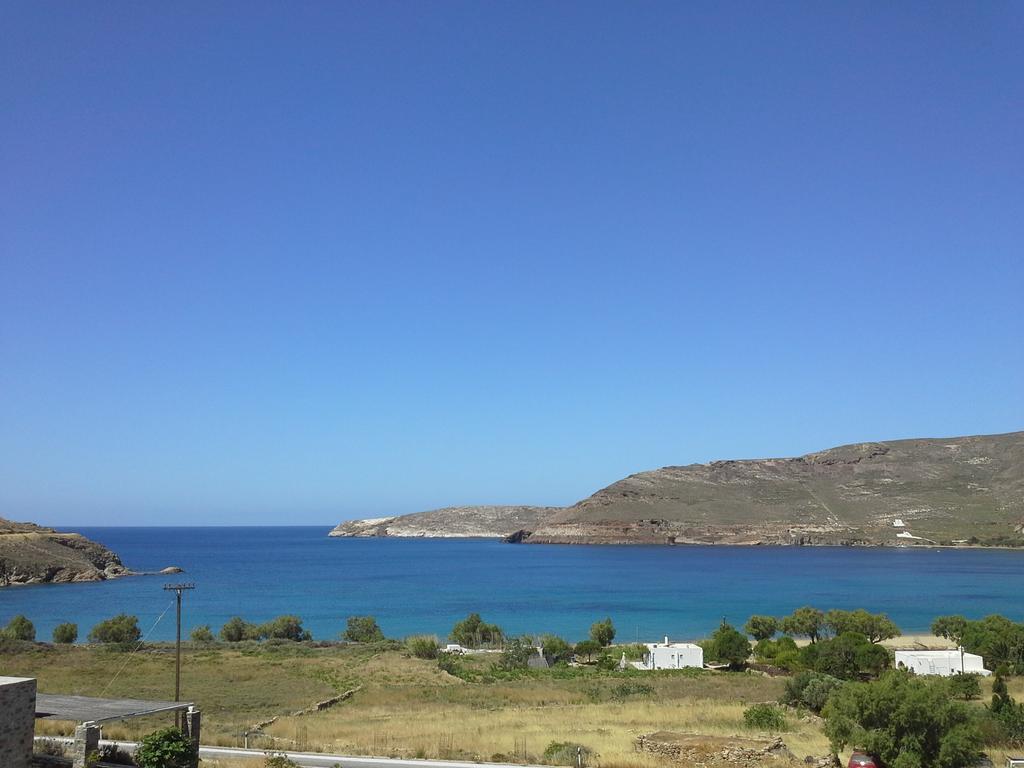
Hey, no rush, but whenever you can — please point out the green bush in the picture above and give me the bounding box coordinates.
[947,673,982,701]
[496,637,532,671]
[781,670,844,713]
[705,621,751,669]
[743,703,788,731]
[823,670,981,768]
[406,635,440,659]
[800,632,888,680]
[2,615,35,641]
[220,616,258,642]
[52,622,78,644]
[541,634,574,663]
[542,741,593,766]
[265,755,302,768]
[745,615,779,641]
[754,636,798,662]
[617,642,649,661]
[343,615,385,643]
[450,613,503,648]
[189,625,215,645]
[97,744,135,764]
[259,615,311,641]
[134,726,196,768]
[88,614,141,647]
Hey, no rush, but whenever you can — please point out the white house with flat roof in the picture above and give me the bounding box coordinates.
[639,637,703,670]
[895,649,991,677]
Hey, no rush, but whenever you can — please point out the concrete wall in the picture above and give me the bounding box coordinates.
[0,676,37,768]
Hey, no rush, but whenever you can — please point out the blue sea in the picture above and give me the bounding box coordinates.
[2,527,1023,643]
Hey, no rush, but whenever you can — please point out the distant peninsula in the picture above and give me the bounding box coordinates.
[0,518,130,586]
[330,431,1024,547]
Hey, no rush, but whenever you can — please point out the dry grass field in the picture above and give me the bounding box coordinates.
[5,640,1023,767]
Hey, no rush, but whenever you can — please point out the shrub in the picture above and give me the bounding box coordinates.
[35,739,67,756]
[618,642,649,660]
[745,615,779,641]
[134,727,196,768]
[589,618,616,647]
[743,703,788,731]
[343,615,385,643]
[190,625,215,645]
[823,670,982,768]
[265,755,302,768]
[824,609,900,643]
[406,635,439,659]
[754,636,798,663]
[800,632,888,680]
[947,673,982,701]
[542,741,593,766]
[2,615,35,641]
[780,607,826,643]
[450,613,503,648]
[53,622,78,644]
[541,635,574,663]
[595,652,617,671]
[220,616,258,642]
[88,614,141,647]
[705,621,752,669]
[259,615,311,641]
[782,670,844,713]
[496,636,532,671]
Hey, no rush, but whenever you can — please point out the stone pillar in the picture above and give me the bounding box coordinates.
[72,723,100,768]
[181,706,201,768]
[0,676,36,768]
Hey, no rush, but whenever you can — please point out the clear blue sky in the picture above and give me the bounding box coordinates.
[2,2,1022,526]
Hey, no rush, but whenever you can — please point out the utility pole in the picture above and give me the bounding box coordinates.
[163,583,195,727]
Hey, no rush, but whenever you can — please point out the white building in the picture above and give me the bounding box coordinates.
[639,637,703,670]
[894,649,991,677]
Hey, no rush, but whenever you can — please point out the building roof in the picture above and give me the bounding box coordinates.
[35,693,193,724]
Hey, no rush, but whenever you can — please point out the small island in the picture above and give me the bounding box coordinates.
[0,517,130,587]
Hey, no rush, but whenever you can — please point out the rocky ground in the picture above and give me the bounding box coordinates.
[0,518,130,586]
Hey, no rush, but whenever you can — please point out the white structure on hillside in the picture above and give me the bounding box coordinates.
[895,649,991,677]
[892,519,906,528]
[639,637,703,670]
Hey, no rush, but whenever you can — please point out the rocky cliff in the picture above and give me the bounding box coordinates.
[0,518,131,586]
[526,431,1024,545]
[329,505,559,539]
[331,431,1024,547]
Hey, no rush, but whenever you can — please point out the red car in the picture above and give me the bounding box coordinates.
[848,754,880,768]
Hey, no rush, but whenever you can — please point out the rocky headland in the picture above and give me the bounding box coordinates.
[0,518,131,586]
[331,431,1024,547]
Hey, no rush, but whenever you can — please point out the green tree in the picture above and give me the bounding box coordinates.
[52,622,78,644]
[589,618,616,647]
[823,670,982,768]
[541,634,573,663]
[343,615,385,643]
[781,607,826,643]
[744,615,779,641]
[991,668,1011,714]
[88,614,141,646]
[825,610,899,643]
[496,636,532,671]
[574,639,602,662]
[134,727,196,768]
[189,625,215,645]
[781,671,844,713]
[449,613,503,648]
[219,616,257,642]
[258,615,311,641]
[801,632,889,680]
[947,673,981,701]
[743,703,788,731]
[931,615,968,648]
[2,614,36,641]
[706,621,751,670]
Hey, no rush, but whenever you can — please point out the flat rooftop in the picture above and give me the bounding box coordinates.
[36,693,192,724]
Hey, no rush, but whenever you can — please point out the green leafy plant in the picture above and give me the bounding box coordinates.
[406,634,439,659]
[52,622,78,644]
[88,614,141,647]
[589,618,616,647]
[190,624,215,646]
[343,615,385,643]
[2,614,35,641]
[743,703,788,731]
[134,727,196,768]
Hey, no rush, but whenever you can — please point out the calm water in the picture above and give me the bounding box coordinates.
[1,527,1022,643]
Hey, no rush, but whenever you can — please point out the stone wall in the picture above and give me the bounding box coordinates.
[0,676,37,768]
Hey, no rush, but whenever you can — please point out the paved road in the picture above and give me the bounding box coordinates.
[36,736,547,768]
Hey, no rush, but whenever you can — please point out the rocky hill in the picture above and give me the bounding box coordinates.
[331,431,1024,546]
[0,518,131,586]
[329,505,559,539]
[528,431,1024,545]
